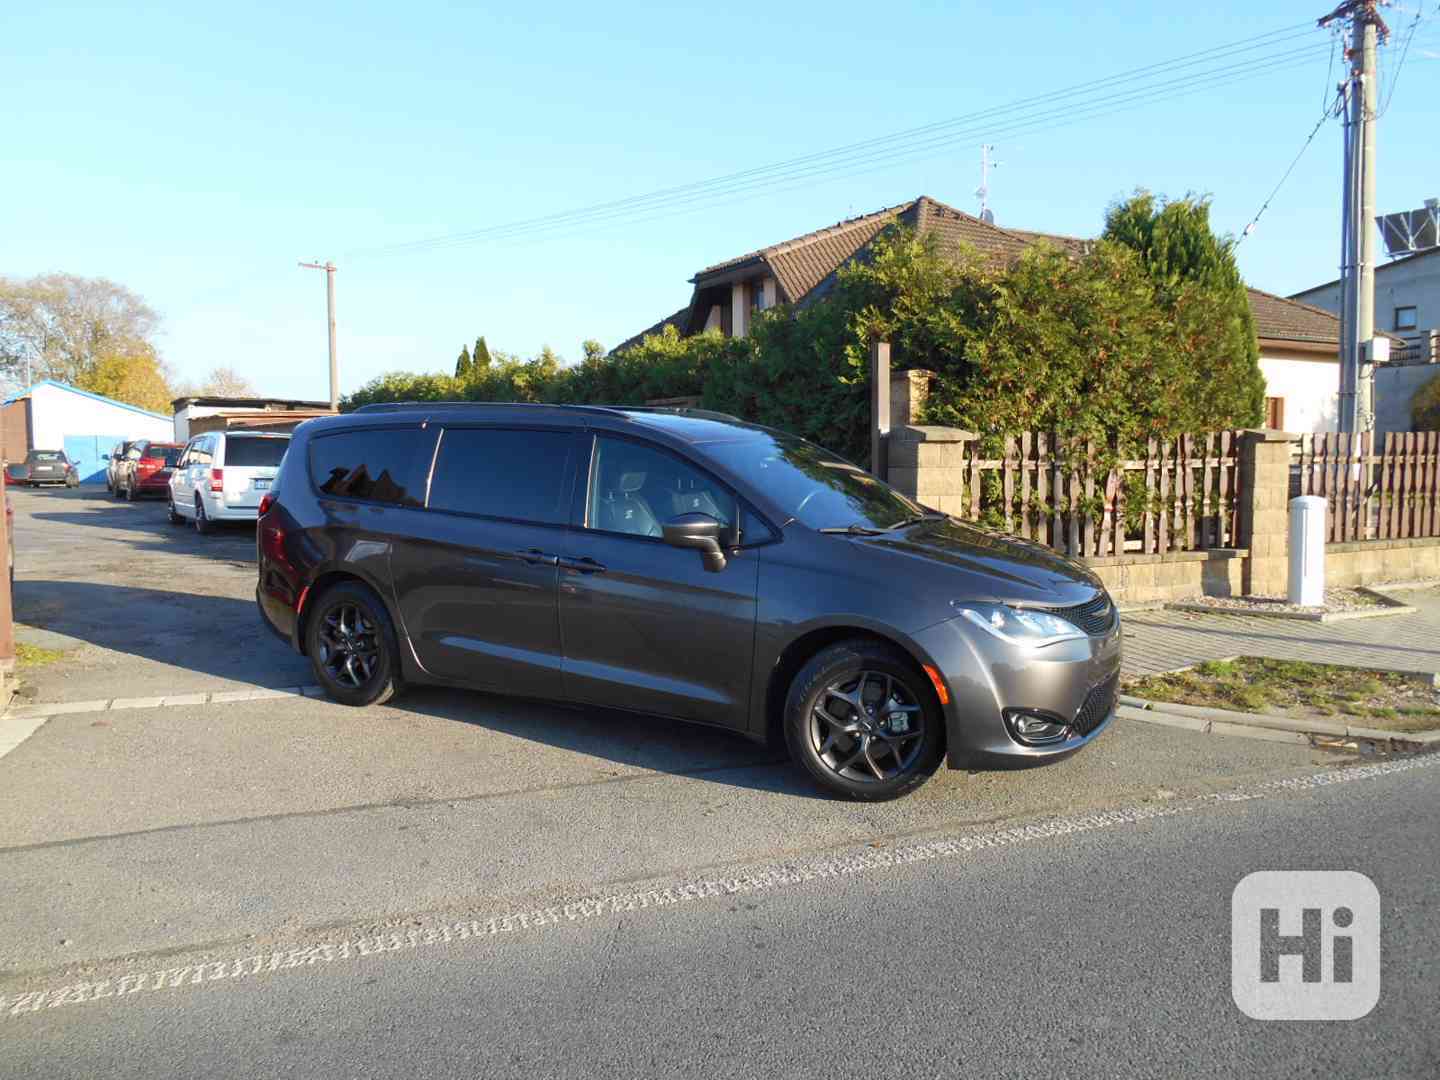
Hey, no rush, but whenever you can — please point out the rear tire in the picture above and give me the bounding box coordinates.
[305,581,401,707]
[124,481,135,502]
[783,638,944,801]
[194,497,212,535]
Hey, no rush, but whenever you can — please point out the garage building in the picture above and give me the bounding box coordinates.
[2,380,173,483]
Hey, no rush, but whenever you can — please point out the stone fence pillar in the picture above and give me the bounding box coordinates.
[886,425,977,517]
[1238,429,1297,597]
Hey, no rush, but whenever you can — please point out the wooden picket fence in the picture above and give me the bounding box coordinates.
[953,432,1244,557]
[1293,431,1440,541]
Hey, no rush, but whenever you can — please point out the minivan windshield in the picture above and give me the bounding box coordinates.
[706,433,924,531]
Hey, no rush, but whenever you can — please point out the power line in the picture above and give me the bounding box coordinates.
[1378,4,1429,115]
[346,22,1327,260]
[465,45,1383,255]
[1234,88,1346,247]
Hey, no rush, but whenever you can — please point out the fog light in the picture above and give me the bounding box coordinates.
[1003,709,1071,746]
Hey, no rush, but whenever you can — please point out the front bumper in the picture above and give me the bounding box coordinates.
[912,611,1122,769]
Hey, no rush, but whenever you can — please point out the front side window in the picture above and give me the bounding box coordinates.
[309,427,431,506]
[427,427,574,524]
[587,436,735,539]
[705,433,922,531]
[1395,305,1418,331]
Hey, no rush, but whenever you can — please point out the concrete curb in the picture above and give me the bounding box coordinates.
[1164,586,1417,623]
[3,685,326,723]
[1116,701,1440,752]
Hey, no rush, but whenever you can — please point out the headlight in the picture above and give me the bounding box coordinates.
[955,602,1085,648]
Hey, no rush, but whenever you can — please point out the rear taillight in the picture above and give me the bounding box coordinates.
[258,492,276,516]
[139,457,161,468]
[210,468,224,492]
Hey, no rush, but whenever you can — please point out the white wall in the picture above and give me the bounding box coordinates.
[1257,351,1338,433]
[1293,251,1440,338]
[29,383,172,448]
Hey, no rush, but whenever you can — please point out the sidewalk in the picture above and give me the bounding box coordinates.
[1121,585,1440,678]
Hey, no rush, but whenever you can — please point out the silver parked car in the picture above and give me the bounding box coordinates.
[169,431,290,534]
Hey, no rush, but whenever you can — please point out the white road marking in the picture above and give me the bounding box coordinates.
[2,753,1434,1021]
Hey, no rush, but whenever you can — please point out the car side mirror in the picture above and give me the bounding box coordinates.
[661,512,728,572]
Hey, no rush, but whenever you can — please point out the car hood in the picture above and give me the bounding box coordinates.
[855,517,1105,607]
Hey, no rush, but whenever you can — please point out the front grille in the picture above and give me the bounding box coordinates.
[1072,673,1119,737]
[1045,593,1115,636]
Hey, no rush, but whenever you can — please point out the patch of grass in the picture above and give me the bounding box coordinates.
[15,642,64,668]
[1125,655,1440,732]
[1196,659,1237,679]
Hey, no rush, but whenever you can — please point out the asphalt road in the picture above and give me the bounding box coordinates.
[3,486,1437,1077]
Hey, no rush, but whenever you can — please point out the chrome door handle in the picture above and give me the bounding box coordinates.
[516,548,558,566]
[559,556,607,574]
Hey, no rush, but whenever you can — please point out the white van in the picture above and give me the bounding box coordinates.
[169,431,290,534]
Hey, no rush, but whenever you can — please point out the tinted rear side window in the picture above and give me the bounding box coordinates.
[428,427,574,525]
[309,427,432,506]
[224,437,289,467]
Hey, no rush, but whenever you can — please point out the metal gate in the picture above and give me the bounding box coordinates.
[62,434,126,484]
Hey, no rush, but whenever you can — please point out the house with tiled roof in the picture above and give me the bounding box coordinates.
[614,194,1383,433]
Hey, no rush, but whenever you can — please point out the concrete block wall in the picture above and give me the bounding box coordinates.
[1325,538,1440,587]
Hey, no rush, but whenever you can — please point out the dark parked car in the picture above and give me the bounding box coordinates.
[106,440,139,493]
[256,405,1120,800]
[16,450,79,487]
[114,440,184,501]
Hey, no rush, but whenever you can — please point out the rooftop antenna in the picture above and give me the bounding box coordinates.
[976,144,1002,224]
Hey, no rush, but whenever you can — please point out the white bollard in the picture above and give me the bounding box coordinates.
[1288,495,1327,606]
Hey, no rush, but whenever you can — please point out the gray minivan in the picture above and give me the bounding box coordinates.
[256,404,1120,799]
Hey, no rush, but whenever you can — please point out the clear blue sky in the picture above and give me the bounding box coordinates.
[4,1,1438,401]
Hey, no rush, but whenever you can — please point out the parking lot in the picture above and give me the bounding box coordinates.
[6,484,1436,1077]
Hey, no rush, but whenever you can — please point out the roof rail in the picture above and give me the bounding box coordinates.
[617,405,745,423]
[349,401,746,424]
[350,401,630,416]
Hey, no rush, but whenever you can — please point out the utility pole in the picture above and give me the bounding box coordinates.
[1321,1,1388,434]
[299,260,339,409]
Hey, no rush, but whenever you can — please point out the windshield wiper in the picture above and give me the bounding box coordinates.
[817,522,888,536]
[882,511,949,531]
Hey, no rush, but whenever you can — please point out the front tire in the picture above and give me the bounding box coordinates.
[783,639,944,801]
[168,497,184,525]
[305,581,401,707]
[124,480,135,501]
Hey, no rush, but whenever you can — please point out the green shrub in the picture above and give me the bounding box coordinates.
[1412,370,1440,431]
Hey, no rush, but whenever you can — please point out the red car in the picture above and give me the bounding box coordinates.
[114,441,185,501]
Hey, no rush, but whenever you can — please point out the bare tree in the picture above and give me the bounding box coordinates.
[171,366,261,400]
[0,273,161,391]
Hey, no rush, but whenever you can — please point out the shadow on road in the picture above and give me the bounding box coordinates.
[11,579,820,799]
[397,684,822,800]
[13,580,310,686]
[23,486,257,561]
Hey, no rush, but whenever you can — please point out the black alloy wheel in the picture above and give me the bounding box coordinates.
[305,582,400,707]
[784,639,944,801]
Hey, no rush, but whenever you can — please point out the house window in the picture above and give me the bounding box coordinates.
[1394,306,1418,332]
[1265,397,1286,430]
[750,279,768,313]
